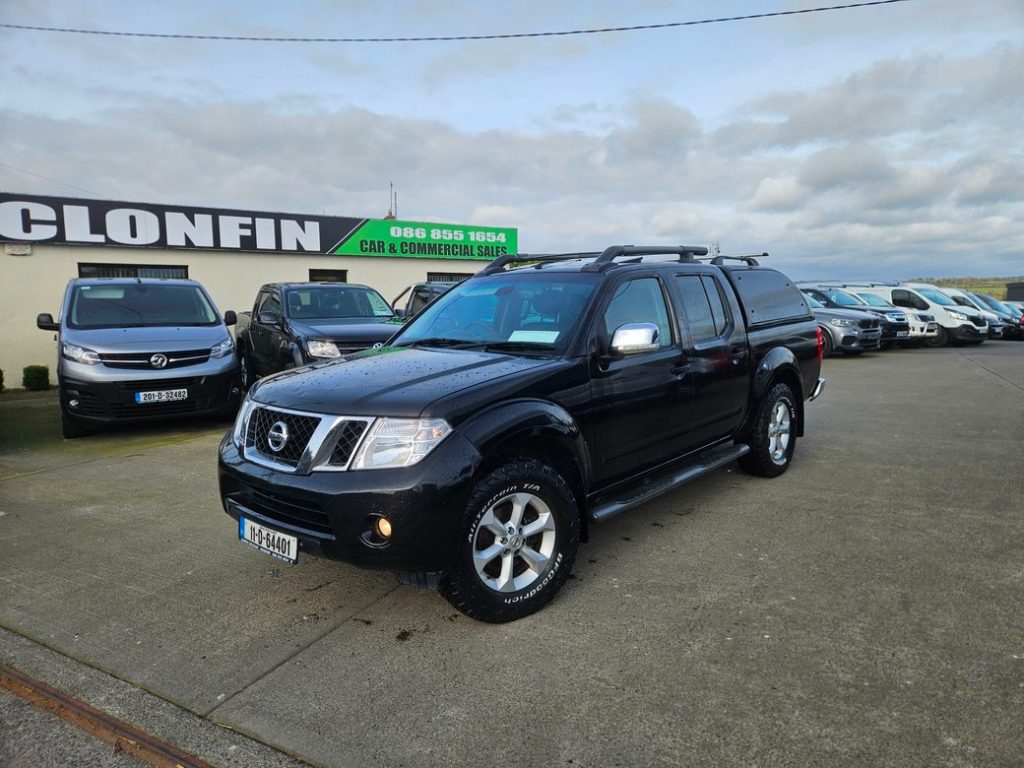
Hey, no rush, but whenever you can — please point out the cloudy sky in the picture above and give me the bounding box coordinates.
[2,0,1022,279]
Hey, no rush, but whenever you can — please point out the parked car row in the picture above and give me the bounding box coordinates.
[35,277,412,438]
[796,281,1024,356]
[35,272,1022,439]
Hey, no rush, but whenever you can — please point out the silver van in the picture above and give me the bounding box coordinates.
[37,278,241,438]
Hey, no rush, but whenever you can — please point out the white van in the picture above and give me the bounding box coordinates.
[937,287,1004,338]
[842,283,987,347]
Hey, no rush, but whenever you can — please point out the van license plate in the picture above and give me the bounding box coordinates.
[896,331,908,337]
[135,388,188,404]
[240,517,298,564]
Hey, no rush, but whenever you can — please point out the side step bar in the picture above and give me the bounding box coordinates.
[589,443,751,522]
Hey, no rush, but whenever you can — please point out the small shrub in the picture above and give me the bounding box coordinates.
[22,365,50,391]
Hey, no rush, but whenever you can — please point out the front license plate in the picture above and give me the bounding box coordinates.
[135,388,188,404]
[896,331,909,337]
[239,517,298,563]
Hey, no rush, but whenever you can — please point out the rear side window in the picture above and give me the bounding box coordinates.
[675,275,730,342]
[726,269,809,326]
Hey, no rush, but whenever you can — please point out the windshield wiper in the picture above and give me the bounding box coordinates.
[483,341,555,353]
[403,338,485,349]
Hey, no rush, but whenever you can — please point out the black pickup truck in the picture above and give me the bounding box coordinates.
[233,282,403,388]
[219,246,825,622]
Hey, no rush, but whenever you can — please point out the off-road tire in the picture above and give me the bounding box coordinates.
[739,382,797,478]
[439,459,579,623]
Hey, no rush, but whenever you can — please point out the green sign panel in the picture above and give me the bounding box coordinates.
[334,219,518,261]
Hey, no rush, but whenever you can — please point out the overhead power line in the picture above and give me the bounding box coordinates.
[0,161,98,196]
[0,1,911,44]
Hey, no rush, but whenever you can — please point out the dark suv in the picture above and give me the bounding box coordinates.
[219,246,824,622]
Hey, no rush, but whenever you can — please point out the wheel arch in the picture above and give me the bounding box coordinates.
[458,399,591,541]
[748,348,805,438]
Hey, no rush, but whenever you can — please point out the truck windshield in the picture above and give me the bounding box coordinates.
[392,273,599,352]
[285,286,395,319]
[68,283,218,328]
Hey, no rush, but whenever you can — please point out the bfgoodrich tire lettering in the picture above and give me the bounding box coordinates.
[739,382,796,478]
[440,459,580,623]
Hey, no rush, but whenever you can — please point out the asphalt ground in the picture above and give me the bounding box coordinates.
[0,342,1022,767]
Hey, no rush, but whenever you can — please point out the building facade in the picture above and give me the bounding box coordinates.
[0,193,517,386]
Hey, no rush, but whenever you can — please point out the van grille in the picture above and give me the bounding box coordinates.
[99,349,211,369]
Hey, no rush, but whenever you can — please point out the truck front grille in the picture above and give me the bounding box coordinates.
[240,404,373,473]
[328,420,371,467]
[247,407,321,467]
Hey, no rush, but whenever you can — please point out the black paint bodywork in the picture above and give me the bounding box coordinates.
[219,255,821,574]
[235,282,403,375]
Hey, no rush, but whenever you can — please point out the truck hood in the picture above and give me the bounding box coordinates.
[63,325,229,352]
[287,318,403,344]
[249,346,569,419]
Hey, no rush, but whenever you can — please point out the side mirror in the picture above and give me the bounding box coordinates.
[610,323,660,356]
[257,311,280,325]
[223,310,237,326]
[36,312,59,331]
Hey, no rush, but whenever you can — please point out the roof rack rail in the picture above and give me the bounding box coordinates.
[580,245,710,272]
[707,252,768,266]
[478,252,602,276]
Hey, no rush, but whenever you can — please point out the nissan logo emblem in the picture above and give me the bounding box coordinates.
[267,421,290,453]
[150,353,168,369]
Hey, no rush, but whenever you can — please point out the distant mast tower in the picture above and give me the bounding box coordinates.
[384,183,398,220]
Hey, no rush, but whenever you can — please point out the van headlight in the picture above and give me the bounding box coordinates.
[947,310,967,321]
[210,338,234,358]
[62,343,101,365]
[306,339,341,358]
[350,418,451,469]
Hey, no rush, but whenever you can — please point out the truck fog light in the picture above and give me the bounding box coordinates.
[69,399,80,409]
[375,516,393,539]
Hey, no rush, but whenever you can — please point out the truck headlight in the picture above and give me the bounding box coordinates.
[306,339,341,358]
[210,338,234,358]
[947,310,967,321]
[350,418,451,469]
[61,343,101,365]
[829,318,856,328]
[232,396,257,448]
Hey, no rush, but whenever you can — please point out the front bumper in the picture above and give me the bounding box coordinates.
[837,327,882,352]
[218,432,483,573]
[949,324,987,342]
[60,369,241,423]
